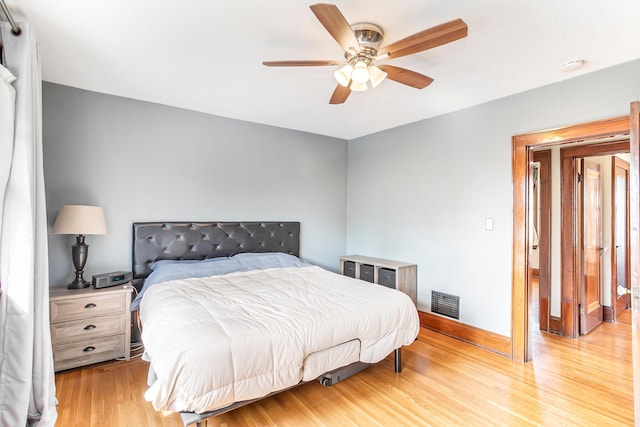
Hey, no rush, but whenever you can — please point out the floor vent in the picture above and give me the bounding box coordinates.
[431,290,460,319]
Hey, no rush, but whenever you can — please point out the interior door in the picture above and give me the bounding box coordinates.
[612,157,630,316]
[580,158,604,335]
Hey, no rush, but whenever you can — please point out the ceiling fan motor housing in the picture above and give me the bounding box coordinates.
[350,22,384,57]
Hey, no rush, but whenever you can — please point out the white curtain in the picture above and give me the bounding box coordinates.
[0,22,57,426]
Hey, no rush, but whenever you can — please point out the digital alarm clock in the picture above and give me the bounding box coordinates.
[92,271,133,289]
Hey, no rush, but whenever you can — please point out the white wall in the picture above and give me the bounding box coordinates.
[347,58,640,337]
[42,83,348,287]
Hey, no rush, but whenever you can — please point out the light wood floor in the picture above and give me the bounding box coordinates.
[54,305,634,427]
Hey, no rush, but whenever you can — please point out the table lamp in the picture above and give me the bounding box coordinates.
[53,205,107,289]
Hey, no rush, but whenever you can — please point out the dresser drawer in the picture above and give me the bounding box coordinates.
[50,292,126,322]
[50,313,127,344]
[53,334,126,372]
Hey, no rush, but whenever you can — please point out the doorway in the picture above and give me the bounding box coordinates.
[559,141,630,337]
[511,106,640,363]
[531,144,630,337]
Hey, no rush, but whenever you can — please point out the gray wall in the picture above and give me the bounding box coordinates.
[347,59,640,336]
[43,58,640,337]
[43,83,348,286]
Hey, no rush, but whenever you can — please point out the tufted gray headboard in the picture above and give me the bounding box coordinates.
[131,221,300,289]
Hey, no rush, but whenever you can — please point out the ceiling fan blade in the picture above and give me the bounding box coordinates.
[262,60,340,67]
[377,18,468,59]
[310,3,360,54]
[378,65,434,89]
[329,84,351,104]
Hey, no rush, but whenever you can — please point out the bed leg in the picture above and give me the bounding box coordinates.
[196,420,208,427]
[394,348,402,373]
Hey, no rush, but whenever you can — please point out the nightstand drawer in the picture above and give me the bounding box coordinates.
[50,313,127,344]
[50,292,126,322]
[53,334,126,372]
[50,285,133,372]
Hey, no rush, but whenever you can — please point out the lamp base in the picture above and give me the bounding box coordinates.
[67,278,90,289]
[68,235,90,290]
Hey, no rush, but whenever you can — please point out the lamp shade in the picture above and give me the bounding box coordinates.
[369,65,388,88]
[351,60,369,83]
[350,80,368,92]
[53,205,107,235]
[333,64,353,87]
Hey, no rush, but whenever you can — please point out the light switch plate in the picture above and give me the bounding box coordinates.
[485,217,494,231]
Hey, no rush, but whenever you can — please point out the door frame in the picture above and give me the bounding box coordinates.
[612,156,631,317]
[630,102,640,426]
[532,150,551,332]
[559,141,629,337]
[511,113,634,362]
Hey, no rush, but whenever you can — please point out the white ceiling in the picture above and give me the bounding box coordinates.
[5,0,640,140]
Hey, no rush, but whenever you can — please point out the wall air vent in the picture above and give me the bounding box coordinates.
[431,290,460,319]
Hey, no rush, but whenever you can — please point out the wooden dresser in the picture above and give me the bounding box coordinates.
[49,285,132,372]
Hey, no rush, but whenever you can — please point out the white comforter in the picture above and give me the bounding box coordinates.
[139,265,419,414]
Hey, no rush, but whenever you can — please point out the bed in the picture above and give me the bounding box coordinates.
[132,221,420,426]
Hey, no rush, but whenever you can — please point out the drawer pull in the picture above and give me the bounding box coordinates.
[84,303,97,309]
[83,324,96,331]
[83,346,96,352]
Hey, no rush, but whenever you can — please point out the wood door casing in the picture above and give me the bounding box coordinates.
[580,159,604,335]
[533,150,551,332]
[612,157,631,316]
[512,115,631,361]
[511,103,639,425]
[629,102,640,426]
[560,141,629,337]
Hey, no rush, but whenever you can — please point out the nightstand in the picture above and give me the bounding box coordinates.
[339,255,417,306]
[49,284,133,372]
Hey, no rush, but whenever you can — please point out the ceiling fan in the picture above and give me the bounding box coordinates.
[262,3,468,104]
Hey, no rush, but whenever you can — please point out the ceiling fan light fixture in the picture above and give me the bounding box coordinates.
[334,64,353,87]
[369,65,387,88]
[351,60,369,83]
[263,4,469,104]
[350,80,368,92]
